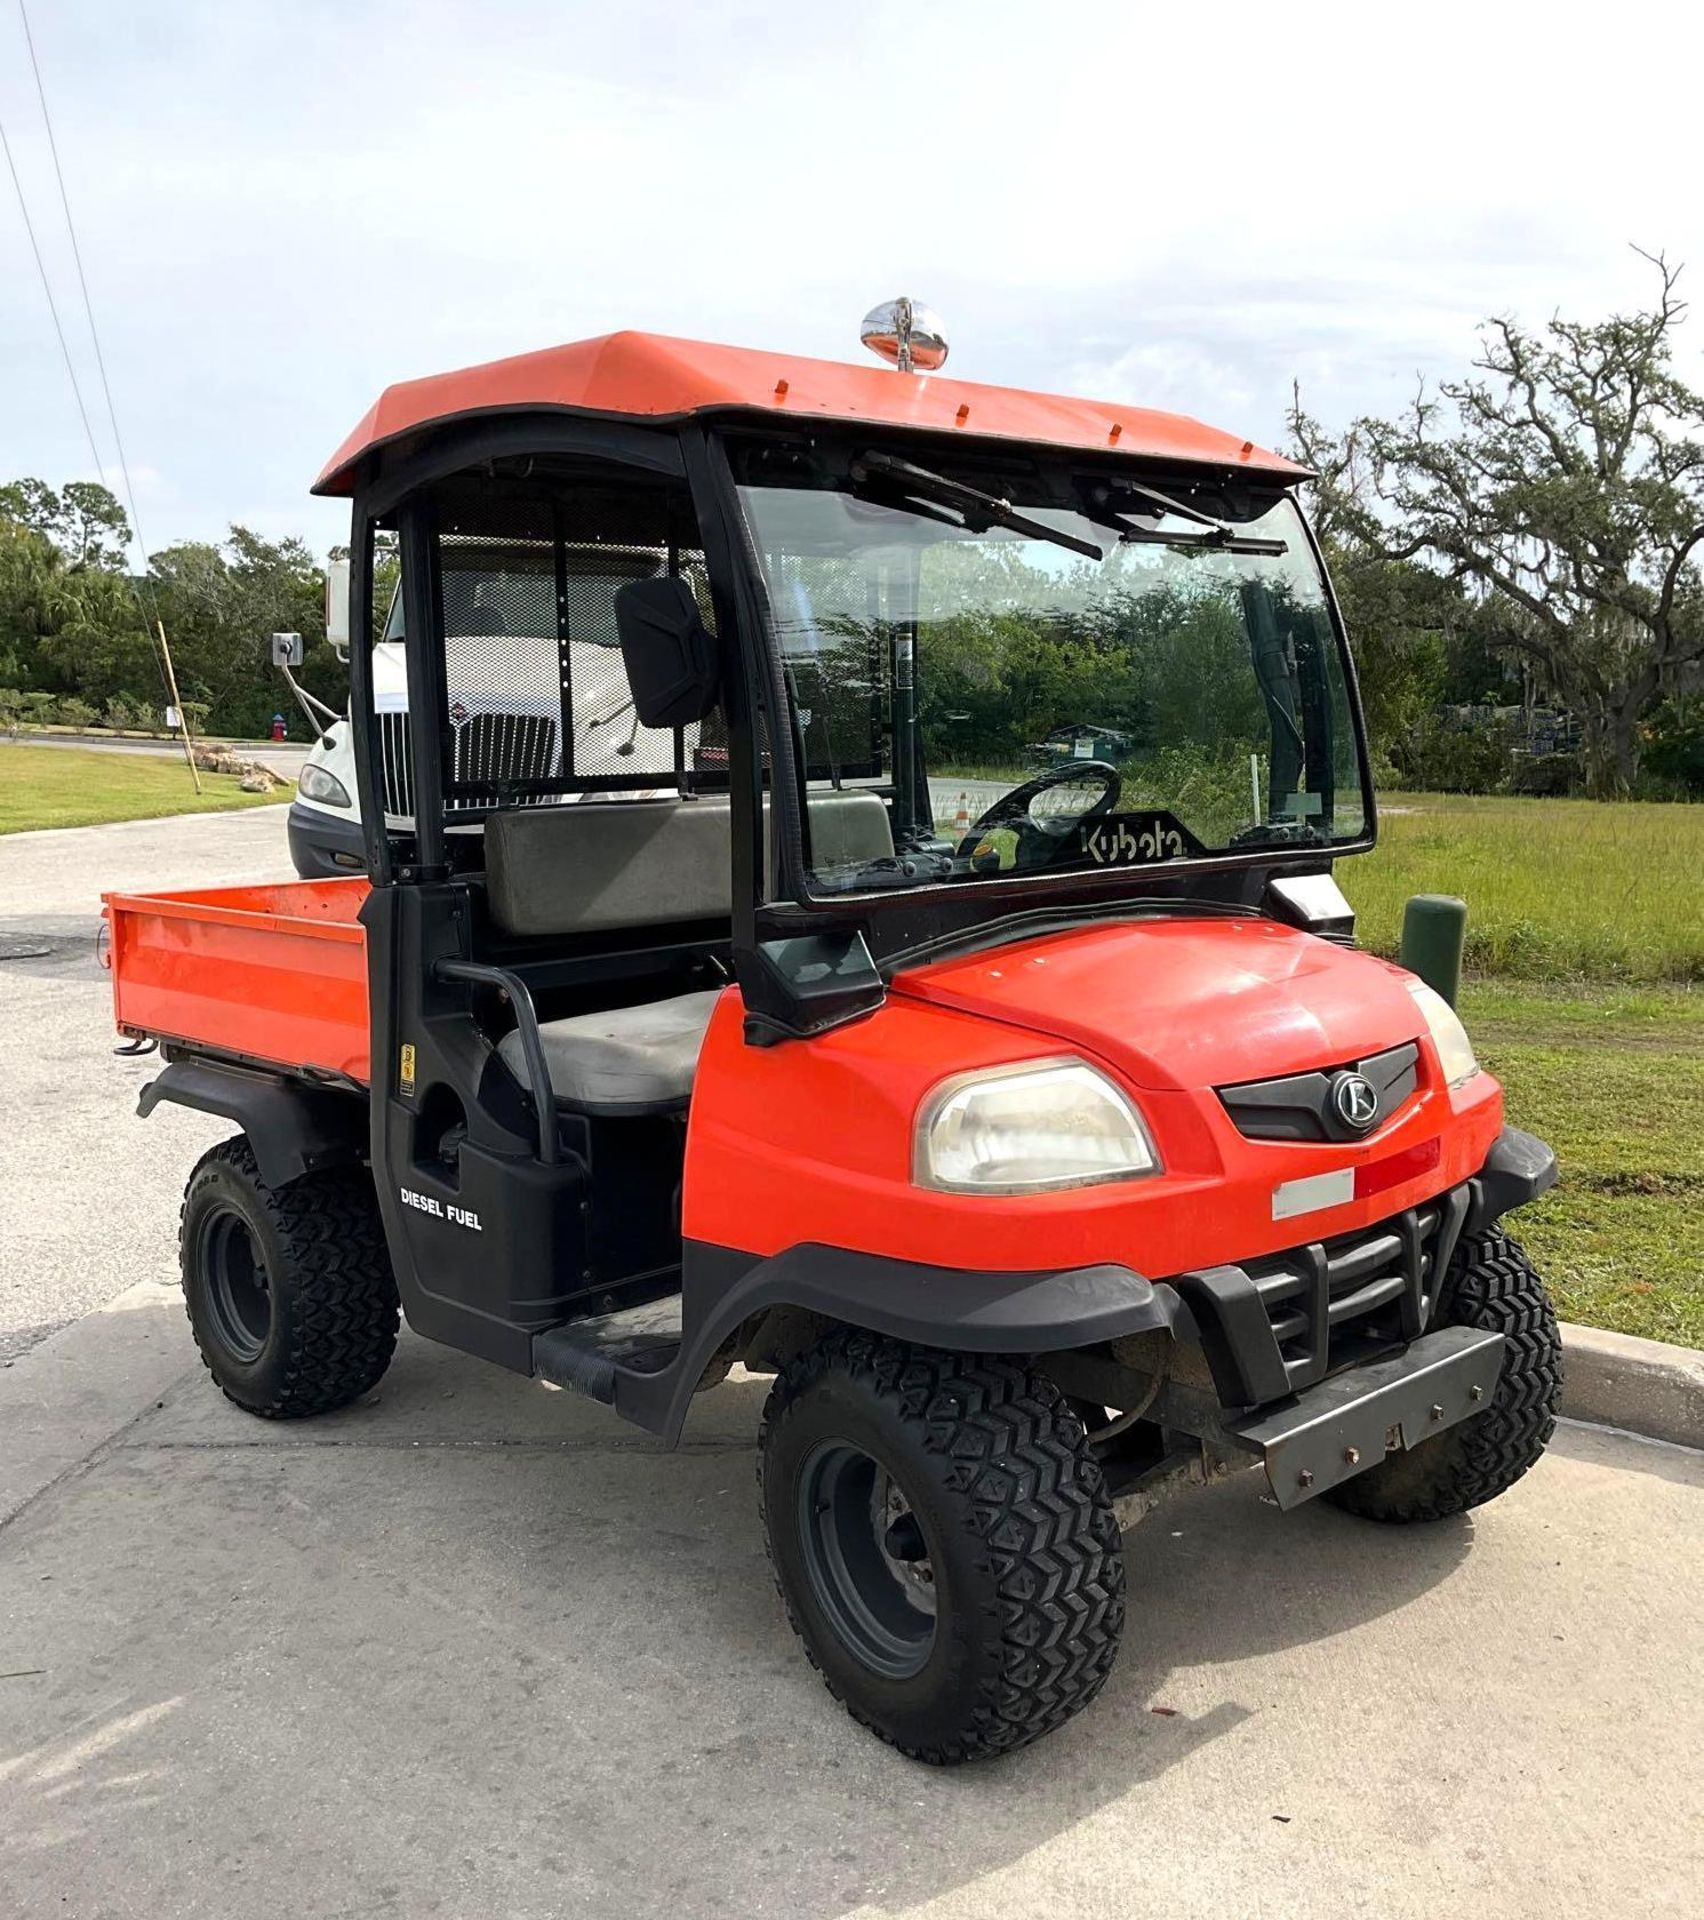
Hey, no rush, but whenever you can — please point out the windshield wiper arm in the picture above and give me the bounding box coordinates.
[1079,481,1288,556]
[851,451,1104,561]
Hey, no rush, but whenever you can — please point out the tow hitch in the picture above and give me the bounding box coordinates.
[1228,1326,1507,1510]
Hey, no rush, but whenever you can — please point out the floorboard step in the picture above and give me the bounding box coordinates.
[533,1296,683,1404]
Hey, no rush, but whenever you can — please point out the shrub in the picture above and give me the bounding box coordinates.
[1120,745,1263,844]
[1507,751,1581,796]
[53,695,97,729]
[1393,719,1513,793]
[1644,703,1704,798]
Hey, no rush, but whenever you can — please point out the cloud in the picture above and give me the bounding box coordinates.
[2,0,1698,553]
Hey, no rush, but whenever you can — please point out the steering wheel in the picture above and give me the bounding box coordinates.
[956,760,1122,866]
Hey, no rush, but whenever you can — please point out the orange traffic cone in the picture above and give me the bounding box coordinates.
[954,791,971,836]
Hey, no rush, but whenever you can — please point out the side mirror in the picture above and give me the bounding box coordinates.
[324,558,351,654]
[614,577,719,729]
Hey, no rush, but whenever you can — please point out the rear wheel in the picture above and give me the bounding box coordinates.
[758,1331,1125,1763]
[180,1138,399,1418]
[1326,1228,1562,1523]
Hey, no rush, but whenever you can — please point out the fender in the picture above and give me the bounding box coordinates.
[1463,1126,1559,1237]
[626,1240,1196,1443]
[138,1057,368,1190]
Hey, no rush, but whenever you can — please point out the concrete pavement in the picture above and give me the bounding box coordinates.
[3,1287,1701,1920]
[0,809,295,1360]
[3,808,1703,1918]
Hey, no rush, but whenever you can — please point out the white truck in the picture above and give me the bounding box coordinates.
[287,546,707,877]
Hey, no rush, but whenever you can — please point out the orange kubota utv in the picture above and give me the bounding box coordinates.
[107,304,1561,1762]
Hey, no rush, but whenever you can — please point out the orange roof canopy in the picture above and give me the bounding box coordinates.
[312,330,1306,496]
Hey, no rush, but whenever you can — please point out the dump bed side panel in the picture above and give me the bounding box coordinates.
[103,879,372,1083]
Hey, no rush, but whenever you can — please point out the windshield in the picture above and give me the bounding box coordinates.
[735,448,1367,896]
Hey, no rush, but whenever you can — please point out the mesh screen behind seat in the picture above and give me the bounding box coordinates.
[428,473,723,805]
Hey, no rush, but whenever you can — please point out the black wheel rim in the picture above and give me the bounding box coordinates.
[797,1441,937,1680]
[198,1208,272,1363]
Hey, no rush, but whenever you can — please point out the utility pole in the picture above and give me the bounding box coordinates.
[156,619,202,794]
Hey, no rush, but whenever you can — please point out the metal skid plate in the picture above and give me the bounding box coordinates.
[1227,1325,1506,1511]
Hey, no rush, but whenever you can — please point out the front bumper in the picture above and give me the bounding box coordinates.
[1227,1324,1507,1509]
[1169,1126,1557,1411]
[286,800,367,879]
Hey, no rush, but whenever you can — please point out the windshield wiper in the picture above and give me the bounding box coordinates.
[1078,481,1288,557]
[851,451,1104,561]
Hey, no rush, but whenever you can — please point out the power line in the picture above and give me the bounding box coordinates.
[16,0,155,581]
[11,0,175,718]
[0,107,108,485]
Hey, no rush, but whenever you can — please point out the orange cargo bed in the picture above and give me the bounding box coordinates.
[102,878,373,1084]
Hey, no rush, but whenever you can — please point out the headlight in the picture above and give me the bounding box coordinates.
[298,761,352,808]
[914,1058,1161,1195]
[1408,979,1478,1089]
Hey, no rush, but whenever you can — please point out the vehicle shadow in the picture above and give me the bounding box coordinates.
[528,1368,1479,1919]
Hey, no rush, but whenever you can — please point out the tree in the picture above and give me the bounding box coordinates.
[1289,389,1466,771]
[0,478,132,570]
[148,525,337,736]
[0,504,154,708]
[1323,252,1704,796]
[1,475,356,737]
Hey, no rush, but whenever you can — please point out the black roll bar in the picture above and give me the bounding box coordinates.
[431,959,558,1164]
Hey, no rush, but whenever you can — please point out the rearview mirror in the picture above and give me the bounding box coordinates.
[614,577,719,729]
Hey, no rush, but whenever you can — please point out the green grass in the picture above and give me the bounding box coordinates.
[1462,979,1703,1346]
[1347,792,1704,984]
[0,745,293,834]
[1346,797,1702,1341]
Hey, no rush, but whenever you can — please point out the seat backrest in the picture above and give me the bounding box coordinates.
[484,790,892,937]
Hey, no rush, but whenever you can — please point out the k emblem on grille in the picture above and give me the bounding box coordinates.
[1331,1070,1380,1133]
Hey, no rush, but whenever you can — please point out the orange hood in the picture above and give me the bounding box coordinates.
[891,917,1425,1094]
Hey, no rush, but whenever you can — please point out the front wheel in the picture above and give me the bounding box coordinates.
[180,1138,399,1418]
[1326,1227,1562,1523]
[758,1332,1125,1764]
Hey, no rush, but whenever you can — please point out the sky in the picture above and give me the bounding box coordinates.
[3,0,1701,564]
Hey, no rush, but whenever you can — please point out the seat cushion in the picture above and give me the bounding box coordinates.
[498,989,722,1113]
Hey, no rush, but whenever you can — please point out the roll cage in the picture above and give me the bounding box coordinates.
[340,410,1376,1041]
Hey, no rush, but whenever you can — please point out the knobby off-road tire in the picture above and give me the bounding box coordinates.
[1326,1227,1562,1523]
[180,1137,399,1419]
[758,1332,1126,1764]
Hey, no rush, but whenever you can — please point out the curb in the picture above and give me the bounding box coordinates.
[1559,1321,1704,1452]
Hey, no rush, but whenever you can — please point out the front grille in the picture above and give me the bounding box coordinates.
[377,710,560,818]
[1248,1185,1471,1392]
[1220,1042,1419,1143]
[447,711,559,796]
[379,712,413,817]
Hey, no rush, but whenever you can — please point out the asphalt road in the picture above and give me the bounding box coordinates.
[0,808,295,1361]
[1,808,1701,1918]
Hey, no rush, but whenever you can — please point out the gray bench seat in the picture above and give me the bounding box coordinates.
[496,989,721,1114]
[481,790,891,1114]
